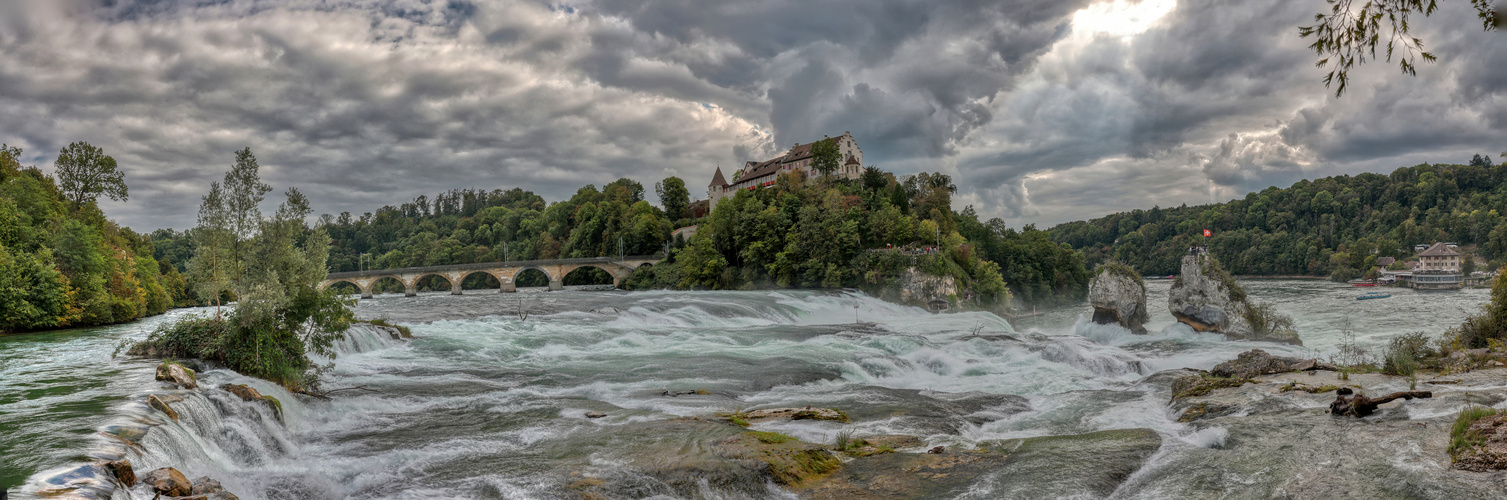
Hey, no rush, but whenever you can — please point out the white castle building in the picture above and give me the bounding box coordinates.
[707,132,864,209]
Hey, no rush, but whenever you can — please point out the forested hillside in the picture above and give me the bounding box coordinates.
[1049,156,1507,278]
[0,144,187,333]
[152,166,1091,306]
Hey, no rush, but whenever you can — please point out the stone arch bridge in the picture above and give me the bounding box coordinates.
[319,256,661,298]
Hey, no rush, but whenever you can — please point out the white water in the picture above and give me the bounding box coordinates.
[9,282,1491,499]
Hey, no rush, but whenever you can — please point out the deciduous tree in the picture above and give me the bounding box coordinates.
[54,141,127,207]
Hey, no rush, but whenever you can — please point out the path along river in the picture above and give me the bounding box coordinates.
[0,280,1493,498]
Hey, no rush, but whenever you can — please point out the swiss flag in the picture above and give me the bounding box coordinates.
[1203,229,1212,237]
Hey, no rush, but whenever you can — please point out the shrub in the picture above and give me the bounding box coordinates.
[1383,332,1436,376]
[1245,301,1297,338]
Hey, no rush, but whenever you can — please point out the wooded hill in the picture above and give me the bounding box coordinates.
[0,144,187,333]
[1048,156,1507,278]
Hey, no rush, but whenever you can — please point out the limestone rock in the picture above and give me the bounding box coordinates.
[155,361,198,389]
[1168,254,1301,345]
[891,267,958,307]
[102,459,135,487]
[220,384,283,422]
[1455,412,1507,471]
[1210,349,1336,379]
[739,407,850,423]
[221,383,262,401]
[147,394,179,421]
[142,467,192,496]
[1088,264,1148,334]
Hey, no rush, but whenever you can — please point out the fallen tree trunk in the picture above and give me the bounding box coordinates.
[1329,387,1432,417]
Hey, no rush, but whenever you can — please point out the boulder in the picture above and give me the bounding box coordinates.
[584,411,606,419]
[102,459,135,487]
[739,407,850,423]
[1088,264,1148,334]
[221,384,262,401]
[155,361,198,389]
[148,394,179,421]
[220,384,283,422]
[1209,349,1336,379]
[1168,254,1301,345]
[1454,412,1507,471]
[142,467,192,496]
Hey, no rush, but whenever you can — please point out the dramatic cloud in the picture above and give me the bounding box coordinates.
[0,0,1501,231]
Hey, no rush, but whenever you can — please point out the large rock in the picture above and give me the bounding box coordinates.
[147,394,179,421]
[1168,254,1301,345]
[1209,349,1336,379]
[103,459,135,487]
[155,361,198,389]
[1088,264,1148,334]
[142,467,192,496]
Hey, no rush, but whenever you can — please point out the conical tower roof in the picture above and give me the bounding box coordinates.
[709,166,728,187]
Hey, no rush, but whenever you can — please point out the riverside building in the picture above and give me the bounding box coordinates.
[707,132,864,210]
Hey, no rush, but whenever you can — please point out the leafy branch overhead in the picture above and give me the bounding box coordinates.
[1299,0,1498,97]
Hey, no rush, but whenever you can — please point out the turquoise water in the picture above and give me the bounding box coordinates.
[1,282,1491,498]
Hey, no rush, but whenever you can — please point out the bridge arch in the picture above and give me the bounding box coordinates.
[562,265,617,287]
[412,273,456,295]
[458,270,504,293]
[511,267,556,289]
[323,279,367,298]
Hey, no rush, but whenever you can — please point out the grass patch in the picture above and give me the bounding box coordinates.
[1279,382,1341,394]
[1450,406,1503,461]
[1170,375,1250,402]
[363,318,413,338]
[751,431,797,444]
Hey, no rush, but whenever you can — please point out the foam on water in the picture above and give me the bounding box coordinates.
[11,284,1494,499]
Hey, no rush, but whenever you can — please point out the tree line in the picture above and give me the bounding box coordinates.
[153,160,1091,305]
[0,143,184,333]
[1049,156,1507,279]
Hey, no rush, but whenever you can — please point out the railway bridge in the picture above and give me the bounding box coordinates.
[319,255,661,298]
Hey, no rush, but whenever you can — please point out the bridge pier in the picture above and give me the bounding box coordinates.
[549,279,564,291]
[451,287,463,295]
[405,284,417,297]
[500,282,516,293]
[361,290,373,299]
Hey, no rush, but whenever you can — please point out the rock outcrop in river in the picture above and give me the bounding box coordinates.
[1088,263,1148,334]
[1168,253,1302,345]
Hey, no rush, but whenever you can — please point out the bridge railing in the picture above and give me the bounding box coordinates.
[324,254,664,280]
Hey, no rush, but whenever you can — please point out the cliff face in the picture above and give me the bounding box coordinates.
[1168,254,1301,345]
[1088,267,1148,334]
[890,267,958,307]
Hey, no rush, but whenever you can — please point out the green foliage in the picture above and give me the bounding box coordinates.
[1383,331,1437,376]
[751,431,797,444]
[133,148,353,390]
[0,144,172,333]
[655,176,690,220]
[1051,162,1507,277]
[1299,1,1497,97]
[1447,274,1507,349]
[809,138,840,177]
[1450,406,1503,460]
[53,141,128,207]
[1244,301,1297,339]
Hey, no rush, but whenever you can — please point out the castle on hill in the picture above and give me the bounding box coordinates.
[707,132,864,209]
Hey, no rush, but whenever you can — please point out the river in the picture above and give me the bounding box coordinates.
[0,280,1492,498]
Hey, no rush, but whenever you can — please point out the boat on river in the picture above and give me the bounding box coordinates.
[1356,291,1391,300]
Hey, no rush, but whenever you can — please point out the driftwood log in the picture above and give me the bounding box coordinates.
[1329,387,1432,417]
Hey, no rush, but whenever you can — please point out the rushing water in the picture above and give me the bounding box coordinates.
[0,281,1492,498]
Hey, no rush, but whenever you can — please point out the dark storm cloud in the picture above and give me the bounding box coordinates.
[0,0,1502,231]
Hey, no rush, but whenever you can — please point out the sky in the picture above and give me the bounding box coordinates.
[0,0,1502,232]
